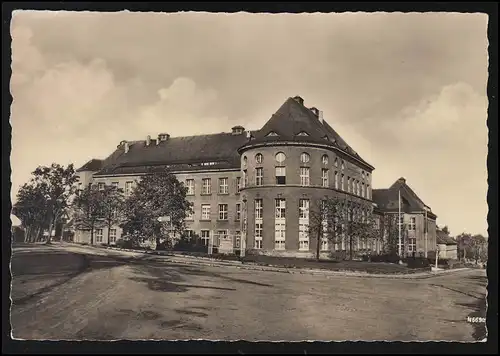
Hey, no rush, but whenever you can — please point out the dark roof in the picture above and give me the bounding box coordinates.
[241,97,373,170]
[372,178,437,218]
[76,159,104,172]
[95,133,249,176]
[437,231,457,245]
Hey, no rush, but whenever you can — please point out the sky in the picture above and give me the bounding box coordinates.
[10,11,489,236]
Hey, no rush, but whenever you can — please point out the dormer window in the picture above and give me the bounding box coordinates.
[297,131,309,137]
[158,133,170,142]
[322,135,329,140]
[266,131,279,137]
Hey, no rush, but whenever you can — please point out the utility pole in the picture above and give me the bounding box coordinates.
[424,207,428,258]
[398,189,402,258]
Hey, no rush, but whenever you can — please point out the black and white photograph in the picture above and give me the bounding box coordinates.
[7,7,492,345]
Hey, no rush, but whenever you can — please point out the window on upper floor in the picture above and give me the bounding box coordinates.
[125,181,133,196]
[255,167,263,186]
[300,152,310,163]
[322,169,329,187]
[275,152,286,164]
[297,131,309,136]
[201,204,211,220]
[300,167,310,187]
[266,131,279,137]
[185,179,195,195]
[334,158,338,168]
[218,177,229,194]
[202,178,211,195]
[275,166,286,185]
[236,177,241,193]
[322,155,329,165]
[236,203,241,221]
[255,153,263,164]
[98,182,105,191]
[218,204,228,221]
[409,217,416,231]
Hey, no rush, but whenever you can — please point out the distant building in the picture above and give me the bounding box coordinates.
[436,230,458,260]
[372,178,438,257]
[74,95,377,257]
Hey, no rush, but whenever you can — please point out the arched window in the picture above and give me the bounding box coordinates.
[300,152,310,163]
[255,153,263,164]
[334,158,338,167]
[243,156,247,166]
[322,154,329,165]
[275,152,286,164]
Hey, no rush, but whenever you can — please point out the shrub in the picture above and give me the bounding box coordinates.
[115,238,140,250]
[371,253,400,264]
[406,257,431,269]
[329,250,347,261]
[361,254,370,262]
[173,237,208,253]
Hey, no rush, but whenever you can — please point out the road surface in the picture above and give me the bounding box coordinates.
[10,244,487,341]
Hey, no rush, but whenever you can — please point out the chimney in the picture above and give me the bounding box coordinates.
[398,177,406,184]
[246,130,252,139]
[309,107,319,117]
[124,141,130,154]
[146,135,151,146]
[231,126,245,135]
[293,95,304,106]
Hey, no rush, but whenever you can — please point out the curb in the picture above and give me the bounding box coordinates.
[64,243,473,280]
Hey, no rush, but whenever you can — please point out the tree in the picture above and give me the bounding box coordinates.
[308,196,378,261]
[12,183,49,242]
[456,233,473,261]
[73,184,106,245]
[471,234,487,263]
[12,163,76,244]
[100,184,126,244]
[120,169,193,250]
[30,164,77,244]
[380,214,408,257]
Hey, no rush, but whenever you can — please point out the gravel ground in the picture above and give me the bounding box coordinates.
[9,244,487,342]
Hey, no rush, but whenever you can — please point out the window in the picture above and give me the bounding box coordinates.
[361,183,365,198]
[300,152,310,163]
[275,199,286,219]
[267,131,278,137]
[299,199,310,251]
[255,223,263,249]
[321,169,329,187]
[408,238,416,253]
[334,158,338,167]
[243,170,248,188]
[275,167,286,185]
[322,155,329,165]
[300,167,310,186]
[334,171,339,189]
[218,204,228,220]
[341,160,345,170]
[347,177,351,193]
[186,208,195,221]
[98,182,105,191]
[201,230,210,246]
[186,179,195,195]
[202,178,211,195]
[357,180,361,196]
[321,239,329,251]
[201,204,211,220]
[297,131,309,136]
[341,174,345,191]
[255,153,263,164]
[243,156,247,166]
[236,177,241,192]
[218,177,229,194]
[216,230,228,246]
[275,199,286,250]
[234,231,241,248]
[409,217,416,231]
[255,167,263,186]
[125,181,133,196]
[109,229,117,243]
[255,199,263,219]
[95,229,103,243]
[299,199,310,219]
[367,184,370,199]
[236,203,241,221]
[255,199,263,249]
[275,152,286,164]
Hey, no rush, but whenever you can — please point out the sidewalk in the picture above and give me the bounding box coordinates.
[63,242,471,280]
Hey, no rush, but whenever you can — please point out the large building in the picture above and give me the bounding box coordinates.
[74,95,436,257]
[372,178,438,257]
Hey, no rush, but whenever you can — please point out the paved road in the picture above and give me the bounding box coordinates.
[10,244,487,341]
